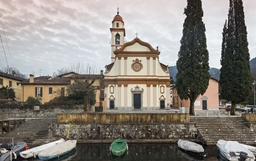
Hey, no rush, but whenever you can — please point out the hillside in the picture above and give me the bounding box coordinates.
[251,57,256,69]
[251,57,256,79]
[169,57,256,82]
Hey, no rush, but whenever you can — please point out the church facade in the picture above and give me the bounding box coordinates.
[104,11,170,110]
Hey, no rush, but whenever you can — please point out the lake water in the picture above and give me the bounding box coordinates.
[21,143,225,161]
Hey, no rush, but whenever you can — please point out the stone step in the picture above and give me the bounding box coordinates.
[198,128,252,133]
[202,133,255,139]
[0,118,56,146]
[193,122,248,126]
[191,117,255,145]
[191,117,246,123]
[208,131,254,135]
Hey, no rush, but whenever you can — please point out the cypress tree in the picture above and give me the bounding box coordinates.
[219,0,252,115]
[176,0,210,115]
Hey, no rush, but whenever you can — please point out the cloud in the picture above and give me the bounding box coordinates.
[0,0,255,77]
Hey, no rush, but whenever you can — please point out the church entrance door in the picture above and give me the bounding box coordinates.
[134,94,141,109]
[110,100,115,109]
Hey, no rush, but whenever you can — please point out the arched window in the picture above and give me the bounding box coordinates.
[115,33,120,44]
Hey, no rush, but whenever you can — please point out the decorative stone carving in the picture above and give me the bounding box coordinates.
[131,58,143,72]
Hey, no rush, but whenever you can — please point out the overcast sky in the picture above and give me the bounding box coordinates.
[0,0,255,77]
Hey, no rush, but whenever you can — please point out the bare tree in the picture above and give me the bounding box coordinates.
[67,78,96,112]
[52,62,100,77]
[0,66,27,79]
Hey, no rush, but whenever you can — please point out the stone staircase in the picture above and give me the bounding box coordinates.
[190,117,256,145]
[0,118,56,146]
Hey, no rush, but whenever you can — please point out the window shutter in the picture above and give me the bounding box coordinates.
[35,87,37,97]
[61,87,65,97]
[49,87,52,94]
[9,81,12,87]
[41,87,43,97]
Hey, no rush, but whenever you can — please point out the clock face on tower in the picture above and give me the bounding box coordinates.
[132,59,143,72]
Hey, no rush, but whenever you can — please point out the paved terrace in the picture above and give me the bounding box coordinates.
[103,108,242,117]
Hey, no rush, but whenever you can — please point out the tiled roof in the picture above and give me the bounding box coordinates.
[105,63,114,72]
[69,74,104,79]
[160,63,168,72]
[112,14,123,23]
[21,76,71,85]
[57,72,78,77]
[0,71,25,81]
[58,72,104,79]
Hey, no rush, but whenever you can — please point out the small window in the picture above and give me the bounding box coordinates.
[9,81,12,87]
[110,85,114,94]
[116,23,119,27]
[49,87,52,94]
[35,87,43,98]
[160,85,165,94]
[0,78,3,85]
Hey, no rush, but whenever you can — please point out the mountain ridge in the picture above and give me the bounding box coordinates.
[169,58,256,82]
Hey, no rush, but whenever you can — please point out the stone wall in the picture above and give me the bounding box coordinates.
[0,119,26,133]
[48,123,198,141]
[0,106,84,118]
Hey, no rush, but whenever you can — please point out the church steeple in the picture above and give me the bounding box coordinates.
[110,8,126,63]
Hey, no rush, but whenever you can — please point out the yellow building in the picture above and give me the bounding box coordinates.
[0,71,24,101]
[20,72,105,108]
[20,74,71,104]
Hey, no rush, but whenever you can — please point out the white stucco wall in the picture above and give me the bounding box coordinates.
[107,56,168,77]
[105,84,170,109]
[124,42,151,52]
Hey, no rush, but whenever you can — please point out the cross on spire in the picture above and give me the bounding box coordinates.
[117,7,119,15]
[136,32,138,38]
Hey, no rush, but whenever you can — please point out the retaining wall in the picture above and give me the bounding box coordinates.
[0,107,84,118]
[48,122,197,141]
[242,113,256,122]
[56,113,190,124]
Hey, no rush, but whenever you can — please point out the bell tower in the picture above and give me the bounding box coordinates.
[110,8,125,62]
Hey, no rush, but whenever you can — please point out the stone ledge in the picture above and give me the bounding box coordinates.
[77,139,200,144]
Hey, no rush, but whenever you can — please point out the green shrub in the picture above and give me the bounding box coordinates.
[0,86,15,100]
[47,96,84,107]
[47,96,68,106]
[25,96,41,107]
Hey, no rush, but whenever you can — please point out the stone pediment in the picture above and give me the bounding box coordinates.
[115,38,160,54]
